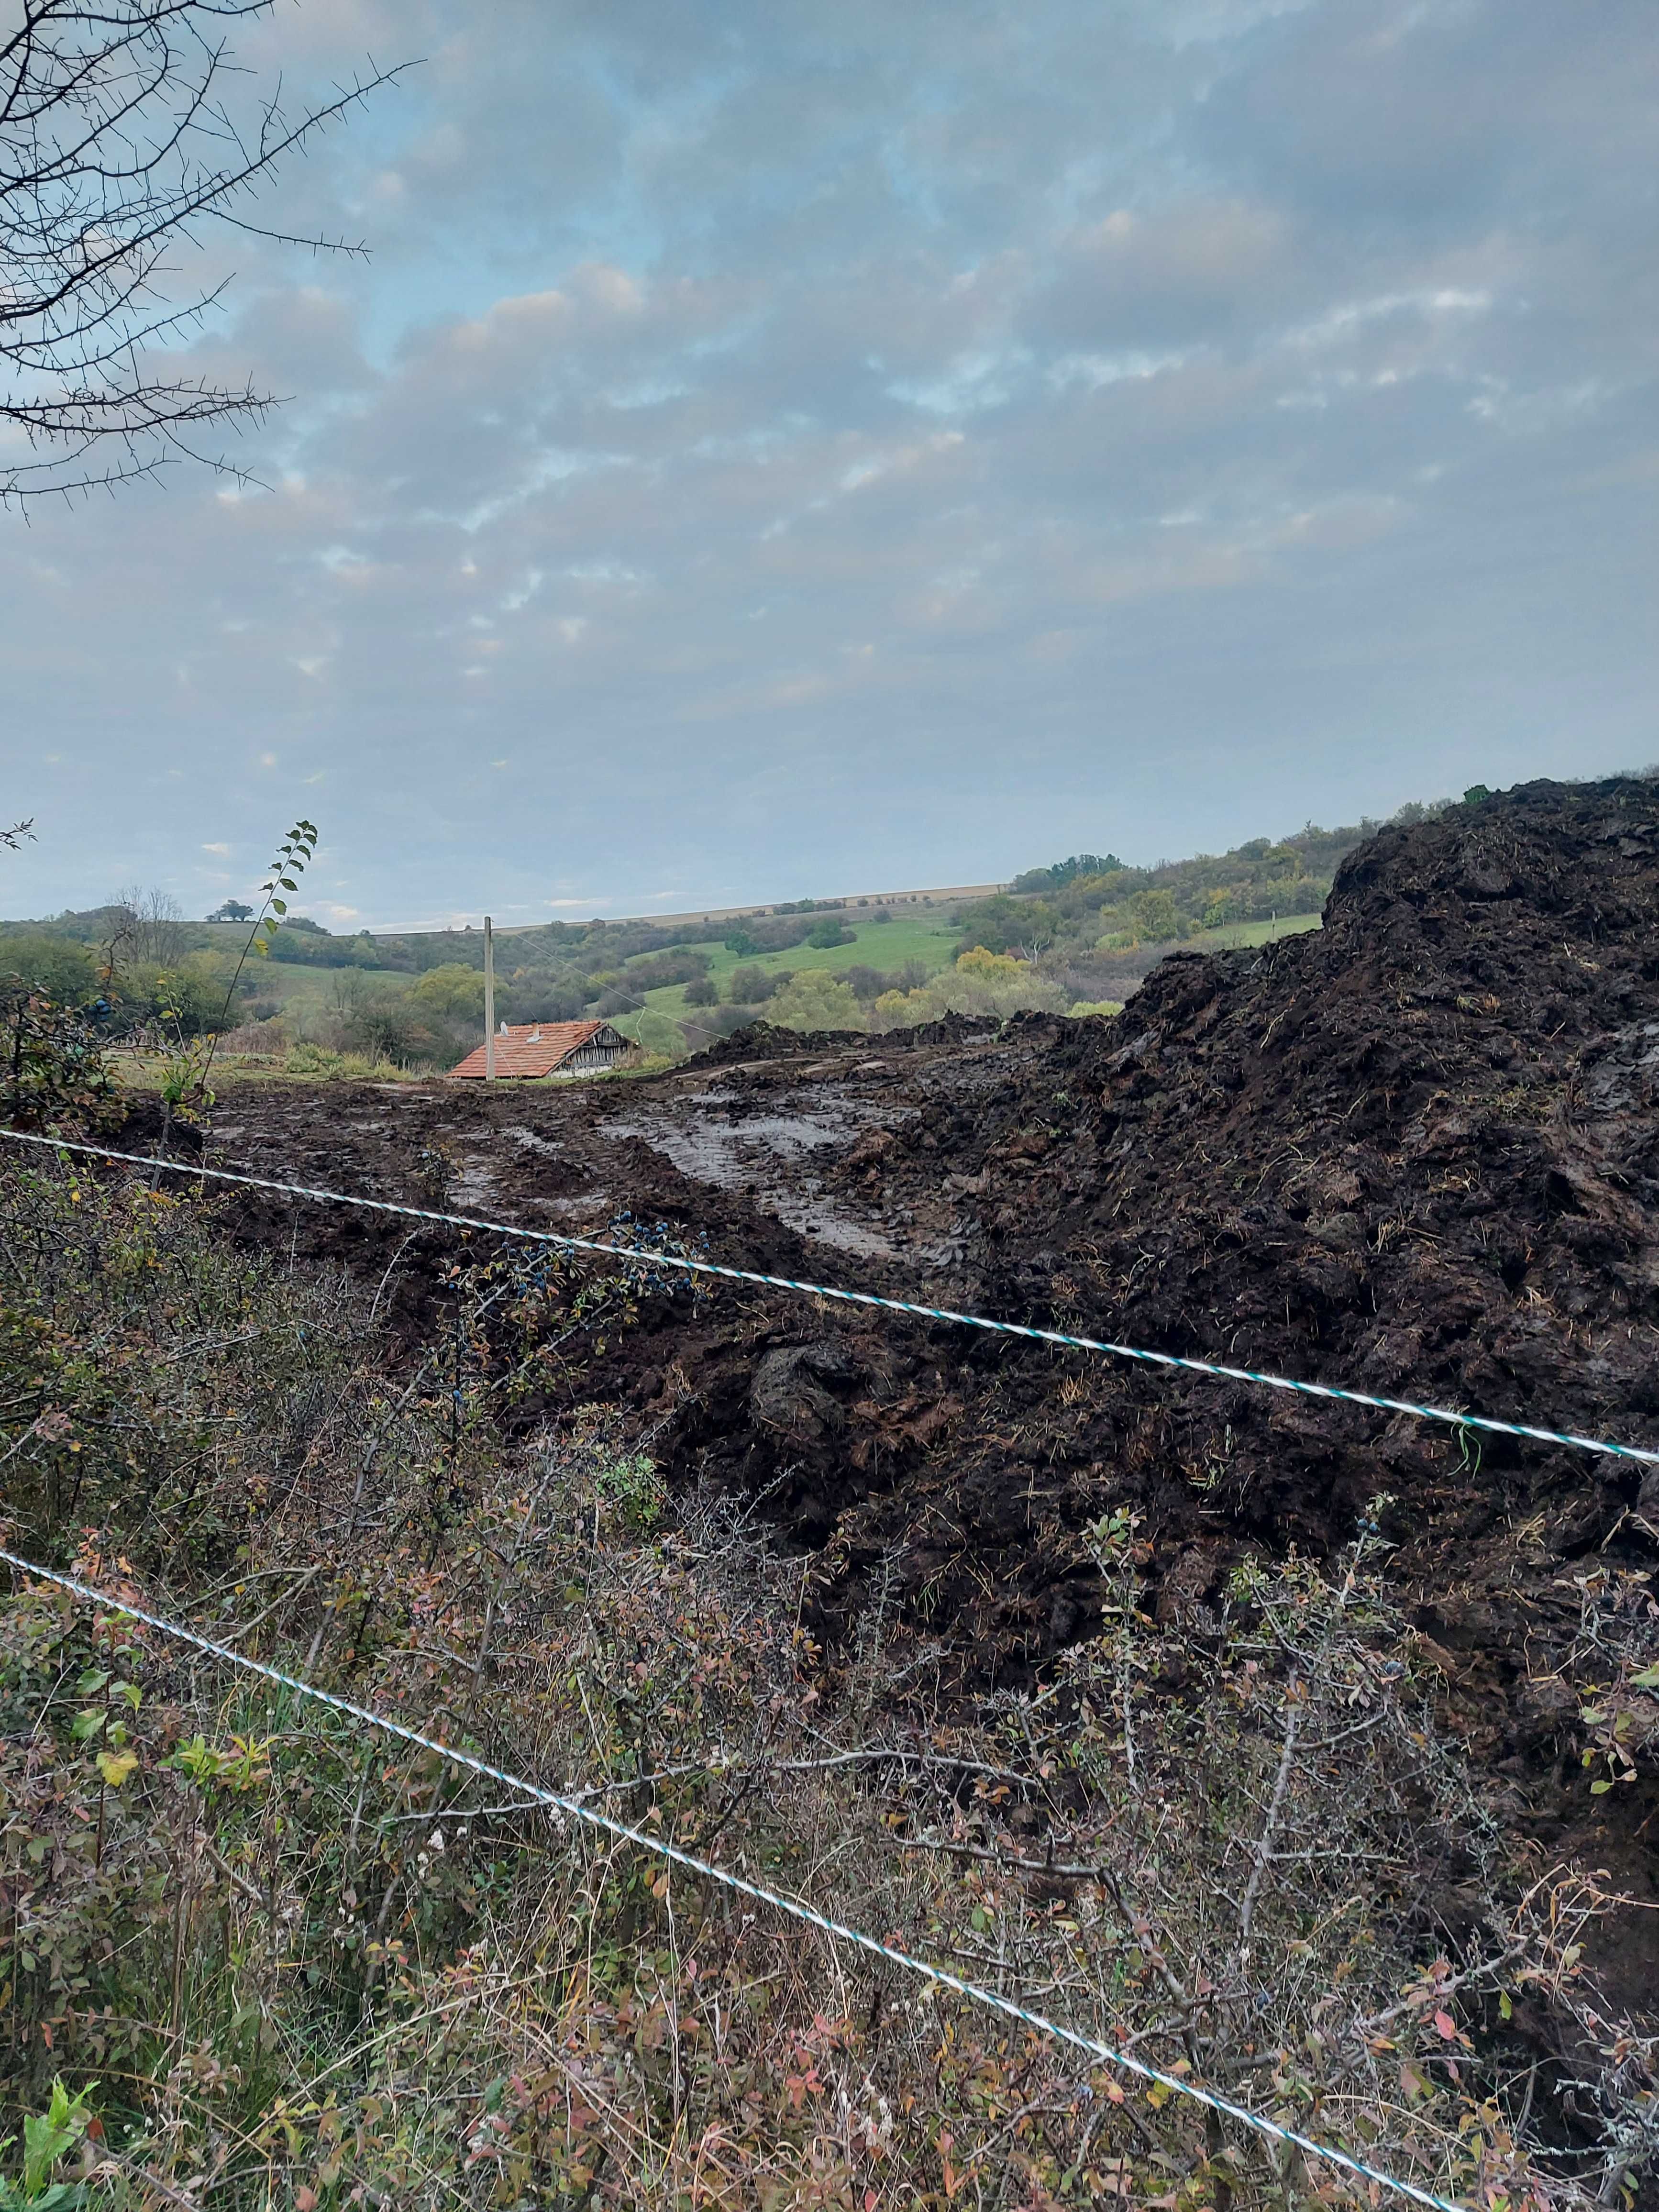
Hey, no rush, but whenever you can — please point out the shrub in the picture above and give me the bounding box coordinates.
[281,1043,407,1080]
[0,1156,1649,2208]
[107,949,235,1036]
[866,950,1064,1032]
[214,1016,289,1057]
[0,993,116,1133]
[727,963,781,1004]
[954,944,1024,979]
[768,969,864,1032]
[0,933,99,1006]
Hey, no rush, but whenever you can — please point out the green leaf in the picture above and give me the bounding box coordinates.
[1590,1778,1612,1794]
[68,1709,105,1741]
[270,897,288,915]
[22,2078,95,2197]
[1630,1664,1659,1689]
[73,1669,110,1697]
[1498,1991,1512,2021]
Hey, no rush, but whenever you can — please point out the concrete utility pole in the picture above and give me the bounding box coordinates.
[484,916,496,1080]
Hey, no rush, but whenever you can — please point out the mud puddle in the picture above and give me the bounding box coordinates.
[601,1092,913,1257]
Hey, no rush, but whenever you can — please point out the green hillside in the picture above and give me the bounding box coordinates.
[3,795,1479,1066]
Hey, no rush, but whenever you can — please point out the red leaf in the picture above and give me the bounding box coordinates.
[1433,2009,1457,2041]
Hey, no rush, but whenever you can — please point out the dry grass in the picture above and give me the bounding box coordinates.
[0,1153,1652,2209]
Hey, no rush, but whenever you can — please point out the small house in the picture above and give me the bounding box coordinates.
[450,1019,632,1081]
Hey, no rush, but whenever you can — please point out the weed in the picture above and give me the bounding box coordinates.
[0,1151,1652,2208]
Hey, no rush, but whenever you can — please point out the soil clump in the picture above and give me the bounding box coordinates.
[144,776,1659,2020]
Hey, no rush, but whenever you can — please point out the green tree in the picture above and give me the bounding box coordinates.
[951,895,1057,957]
[409,965,488,1023]
[769,970,863,1033]
[727,964,779,1004]
[1129,888,1185,942]
[0,935,98,1006]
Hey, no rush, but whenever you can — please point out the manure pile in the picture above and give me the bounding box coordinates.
[188,775,1659,2014]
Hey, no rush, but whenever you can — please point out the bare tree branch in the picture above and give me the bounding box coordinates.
[0,0,412,505]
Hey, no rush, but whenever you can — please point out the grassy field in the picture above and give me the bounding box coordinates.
[681,910,961,980]
[619,910,963,1025]
[240,906,1310,1048]
[617,911,1324,1030]
[1183,911,1322,951]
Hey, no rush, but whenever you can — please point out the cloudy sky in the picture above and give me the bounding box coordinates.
[2,0,1655,929]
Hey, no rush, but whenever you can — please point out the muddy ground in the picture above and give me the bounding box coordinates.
[140,776,1659,2018]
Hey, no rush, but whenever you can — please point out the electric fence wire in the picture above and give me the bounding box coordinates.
[0,1543,1466,2212]
[3,1126,1654,1468]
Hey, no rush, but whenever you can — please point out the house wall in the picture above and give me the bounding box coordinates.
[553,1030,630,1077]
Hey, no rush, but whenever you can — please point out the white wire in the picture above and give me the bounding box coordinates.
[3,1128,1653,1467]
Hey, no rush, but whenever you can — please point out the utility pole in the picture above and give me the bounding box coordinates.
[483,916,496,1080]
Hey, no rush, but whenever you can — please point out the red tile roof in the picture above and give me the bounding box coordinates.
[450,1020,626,1079]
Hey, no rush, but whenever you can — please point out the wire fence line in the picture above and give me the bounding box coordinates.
[0,1544,1466,2212]
[3,1126,1655,1468]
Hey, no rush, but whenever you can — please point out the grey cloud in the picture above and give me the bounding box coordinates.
[0,0,1653,923]
[1198,0,1659,230]
[1032,199,1296,350]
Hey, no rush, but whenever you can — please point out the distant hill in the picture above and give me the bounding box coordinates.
[0,793,1473,1062]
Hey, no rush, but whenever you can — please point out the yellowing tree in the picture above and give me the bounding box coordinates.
[954,945,1023,978]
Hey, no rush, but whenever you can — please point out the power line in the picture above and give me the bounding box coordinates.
[0,1543,1464,2212]
[4,1127,1653,1467]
